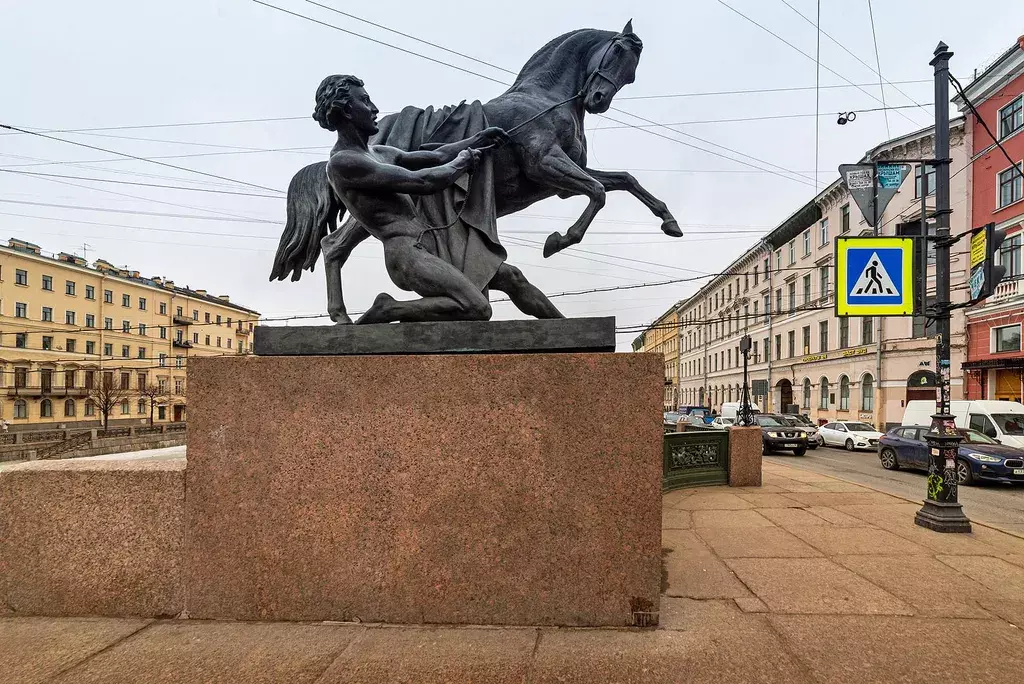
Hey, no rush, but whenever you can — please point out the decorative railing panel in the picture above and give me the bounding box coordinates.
[663,430,729,491]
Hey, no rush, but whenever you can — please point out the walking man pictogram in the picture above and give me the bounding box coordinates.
[856,258,893,295]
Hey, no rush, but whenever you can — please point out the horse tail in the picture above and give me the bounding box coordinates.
[269,161,344,282]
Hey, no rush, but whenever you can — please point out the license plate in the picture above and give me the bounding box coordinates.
[785,443,800,448]
[1014,469,1024,475]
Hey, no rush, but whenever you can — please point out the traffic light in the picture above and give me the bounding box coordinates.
[969,223,1009,302]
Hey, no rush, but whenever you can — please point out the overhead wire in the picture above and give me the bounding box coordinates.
[865,0,891,137]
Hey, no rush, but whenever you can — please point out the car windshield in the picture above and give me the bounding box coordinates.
[664,413,681,421]
[844,422,875,432]
[754,415,784,427]
[777,416,801,426]
[791,415,814,426]
[959,428,999,445]
[990,414,1024,435]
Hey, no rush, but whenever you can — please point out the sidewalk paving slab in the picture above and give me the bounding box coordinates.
[936,555,1024,599]
[784,525,932,556]
[769,615,1024,684]
[0,618,149,684]
[695,526,823,559]
[690,509,775,528]
[661,530,752,599]
[50,621,360,684]
[661,507,691,530]
[669,491,753,510]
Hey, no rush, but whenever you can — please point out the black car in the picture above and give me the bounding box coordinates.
[774,414,821,450]
[878,426,1024,485]
[754,414,808,456]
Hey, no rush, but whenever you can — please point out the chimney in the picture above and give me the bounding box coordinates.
[196,289,207,296]
[218,295,230,302]
[163,280,175,290]
[152,276,163,285]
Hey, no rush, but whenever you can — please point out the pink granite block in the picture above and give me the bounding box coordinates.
[0,459,185,618]
[729,427,762,487]
[184,353,663,626]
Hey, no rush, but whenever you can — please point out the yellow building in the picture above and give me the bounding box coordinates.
[631,301,682,409]
[0,238,259,430]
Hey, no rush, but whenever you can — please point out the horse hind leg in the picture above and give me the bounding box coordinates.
[524,148,607,258]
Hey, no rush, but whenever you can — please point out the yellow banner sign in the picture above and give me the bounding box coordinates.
[802,354,828,363]
[970,229,986,270]
[841,347,869,358]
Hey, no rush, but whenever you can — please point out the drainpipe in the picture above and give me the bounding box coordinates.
[764,241,774,412]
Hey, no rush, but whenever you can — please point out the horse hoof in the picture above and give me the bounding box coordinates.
[331,312,354,325]
[661,219,683,238]
[543,232,563,258]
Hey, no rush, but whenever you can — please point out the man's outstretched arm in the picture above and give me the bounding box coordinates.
[391,127,508,170]
[328,148,478,196]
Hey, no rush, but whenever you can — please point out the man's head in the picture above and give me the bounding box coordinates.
[312,74,378,135]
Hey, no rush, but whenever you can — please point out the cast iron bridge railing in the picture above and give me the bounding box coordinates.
[663,429,729,491]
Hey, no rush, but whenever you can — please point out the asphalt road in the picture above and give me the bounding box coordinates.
[765,445,1024,534]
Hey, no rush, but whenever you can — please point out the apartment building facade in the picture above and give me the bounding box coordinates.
[674,119,970,429]
[631,301,681,409]
[0,238,259,430]
[955,36,1024,401]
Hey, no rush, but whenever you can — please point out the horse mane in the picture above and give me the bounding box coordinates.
[510,28,639,91]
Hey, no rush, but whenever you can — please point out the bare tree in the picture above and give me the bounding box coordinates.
[138,383,165,426]
[87,369,134,431]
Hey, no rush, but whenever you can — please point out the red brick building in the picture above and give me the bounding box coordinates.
[956,36,1024,401]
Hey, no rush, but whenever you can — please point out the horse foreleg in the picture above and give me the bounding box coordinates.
[321,219,371,324]
[524,147,606,258]
[585,168,682,238]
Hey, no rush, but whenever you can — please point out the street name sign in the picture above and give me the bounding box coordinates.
[835,236,916,316]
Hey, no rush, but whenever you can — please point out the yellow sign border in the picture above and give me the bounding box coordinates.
[835,237,915,316]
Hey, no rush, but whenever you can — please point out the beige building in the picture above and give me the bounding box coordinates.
[631,301,681,409]
[673,119,970,429]
[0,238,258,430]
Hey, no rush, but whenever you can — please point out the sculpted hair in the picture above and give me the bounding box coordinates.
[312,74,365,131]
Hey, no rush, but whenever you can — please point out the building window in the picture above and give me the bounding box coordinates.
[15,269,27,286]
[138,399,146,415]
[787,281,796,314]
[840,204,850,234]
[138,347,147,359]
[839,317,849,348]
[104,317,113,330]
[42,307,53,322]
[913,297,937,338]
[192,309,199,321]
[41,399,52,418]
[762,337,769,362]
[204,334,210,345]
[819,320,829,352]
[775,250,782,273]
[64,369,76,388]
[42,336,53,350]
[85,285,95,300]
[753,266,759,286]
[1000,95,1023,140]
[802,274,811,304]
[839,375,850,410]
[763,295,770,324]
[159,302,167,315]
[14,368,27,388]
[14,400,27,419]
[788,330,795,358]
[819,218,829,246]
[788,240,795,265]
[64,399,75,417]
[138,297,146,311]
[862,317,874,344]
[820,264,830,300]
[820,378,830,409]
[85,400,96,417]
[66,339,76,353]
[775,334,781,361]
[216,315,222,325]
[158,406,167,420]
[120,372,130,389]
[15,333,26,349]
[121,345,130,358]
[42,275,53,291]
[85,314,95,328]
[104,289,113,304]
[86,341,95,355]
[802,326,810,354]
[998,234,1022,278]
[65,280,76,296]
[994,324,1022,353]
[915,164,936,198]
[122,320,131,333]
[862,374,875,411]
[15,302,27,318]
[998,163,1023,208]
[159,354,167,367]
[122,294,130,307]
[121,399,130,415]
[803,378,811,410]
[175,379,184,395]
[139,324,147,336]
[775,288,782,315]
[802,230,810,256]
[176,355,184,369]
[205,312,211,323]
[65,310,76,325]
[160,326,167,339]
[103,343,113,356]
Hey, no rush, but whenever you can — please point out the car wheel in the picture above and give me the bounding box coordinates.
[956,459,975,486]
[879,448,899,470]
[845,439,855,451]
[793,446,807,457]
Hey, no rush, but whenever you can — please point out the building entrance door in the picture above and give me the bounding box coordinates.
[995,370,1022,402]
[173,405,184,422]
[906,370,938,403]
[775,379,793,412]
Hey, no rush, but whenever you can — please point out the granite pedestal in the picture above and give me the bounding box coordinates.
[185,351,662,626]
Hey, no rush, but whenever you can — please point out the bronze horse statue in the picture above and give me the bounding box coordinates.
[271,21,682,323]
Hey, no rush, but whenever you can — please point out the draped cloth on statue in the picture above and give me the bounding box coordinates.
[371,100,506,290]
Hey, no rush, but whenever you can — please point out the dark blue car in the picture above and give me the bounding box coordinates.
[878,426,1024,485]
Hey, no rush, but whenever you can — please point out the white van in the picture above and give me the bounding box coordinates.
[902,400,1024,449]
[720,402,761,421]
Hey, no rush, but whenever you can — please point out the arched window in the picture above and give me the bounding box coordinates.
[14,399,27,419]
[138,399,146,414]
[862,373,875,411]
[802,378,811,410]
[820,377,830,409]
[40,399,52,418]
[64,399,75,417]
[839,375,850,410]
[85,400,96,417]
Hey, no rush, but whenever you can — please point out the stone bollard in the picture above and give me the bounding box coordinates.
[728,426,762,487]
[675,419,687,433]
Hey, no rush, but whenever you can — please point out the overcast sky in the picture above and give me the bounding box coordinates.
[3,1,1023,349]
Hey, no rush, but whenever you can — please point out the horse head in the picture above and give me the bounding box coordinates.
[582,20,643,114]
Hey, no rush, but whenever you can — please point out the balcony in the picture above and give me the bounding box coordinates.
[172,314,193,326]
[991,278,1023,303]
[235,326,250,336]
[172,339,193,349]
[7,385,94,398]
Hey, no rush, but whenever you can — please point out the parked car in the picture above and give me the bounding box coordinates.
[663,411,683,432]
[776,414,821,449]
[753,414,807,456]
[817,421,883,450]
[878,426,1024,485]
[902,400,1024,449]
[678,406,713,424]
[710,416,734,429]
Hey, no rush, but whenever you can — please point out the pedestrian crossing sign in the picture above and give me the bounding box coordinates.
[836,237,916,316]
